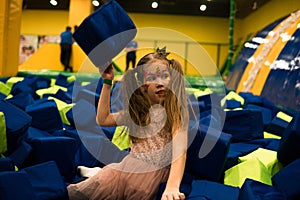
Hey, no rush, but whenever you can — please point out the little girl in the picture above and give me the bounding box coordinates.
[67,47,189,200]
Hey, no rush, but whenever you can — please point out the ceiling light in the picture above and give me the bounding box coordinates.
[152,1,158,9]
[49,0,58,6]
[92,0,100,7]
[199,4,207,11]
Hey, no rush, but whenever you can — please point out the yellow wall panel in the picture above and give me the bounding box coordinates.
[238,0,300,37]
[21,10,69,35]
[68,0,92,28]
[0,0,22,77]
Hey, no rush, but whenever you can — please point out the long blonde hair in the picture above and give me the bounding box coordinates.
[121,48,189,141]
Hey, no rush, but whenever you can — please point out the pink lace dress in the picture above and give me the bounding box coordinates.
[67,106,173,200]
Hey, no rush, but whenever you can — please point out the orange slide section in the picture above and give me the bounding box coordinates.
[236,12,299,94]
[250,15,300,95]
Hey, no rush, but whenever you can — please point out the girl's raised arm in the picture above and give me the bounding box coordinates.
[96,64,118,127]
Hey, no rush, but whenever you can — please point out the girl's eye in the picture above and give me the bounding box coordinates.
[161,73,170,79]
[145,76,156,82]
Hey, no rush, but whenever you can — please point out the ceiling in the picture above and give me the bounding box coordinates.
[22,0,270,19]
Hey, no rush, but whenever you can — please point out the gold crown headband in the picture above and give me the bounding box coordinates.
[155,47,170,59]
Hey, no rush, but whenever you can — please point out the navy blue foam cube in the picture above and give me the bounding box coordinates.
[75,129,128,167]
[8,141,32,168]
[0,93,6,100]
[0,158,15,172]
[239,178,286,200]
[0,100,32,155]
[272,158,300,199]
[185,124,232,181]
[187,180,240,200]
[224,99,242,109]
[73,0,136,67]
[55,73,72,87]
[225,142,260,171]
[0,171,38,200]
[26,131,77,181]
[223,109,264,143]
[245,104,272,129]
[6,93,35,111]
[23,161,69,200]
[266,115,290,136]
[277,111,300,166]
[25,99,63,133]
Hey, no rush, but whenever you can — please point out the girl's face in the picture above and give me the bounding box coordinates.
[143,60,171,105]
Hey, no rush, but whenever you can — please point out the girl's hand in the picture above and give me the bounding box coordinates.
[161,187,185,200]
[99,62,114,80]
